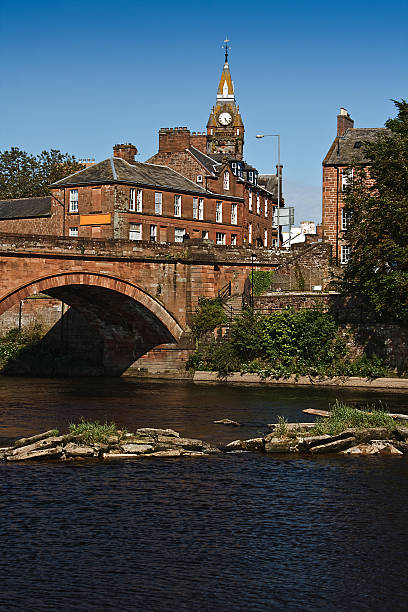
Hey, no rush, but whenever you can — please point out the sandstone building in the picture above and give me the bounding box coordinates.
[322,108,387,264]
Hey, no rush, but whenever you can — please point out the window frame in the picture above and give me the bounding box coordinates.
[174,227,186,243]
[341,244,352,264]
[198,198,204,220]
[174,195,182,217]
[231,203,237,225]
[216,201,223,223]
[193,197,198,220]
[155,192,163,215]
[69,226,78,237]
[129,222,142,241]
[69,189,78,213]
[129,188,136,212]
[216,232,226,245]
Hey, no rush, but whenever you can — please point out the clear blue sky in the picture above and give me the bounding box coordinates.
[2,0,407,223]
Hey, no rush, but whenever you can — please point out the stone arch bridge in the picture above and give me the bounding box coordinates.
[0,234,330,375]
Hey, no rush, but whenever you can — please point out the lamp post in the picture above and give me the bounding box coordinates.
[251,252,256,308]
[256,134,281,249]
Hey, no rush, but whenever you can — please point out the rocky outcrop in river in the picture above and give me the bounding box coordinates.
[227,423,408,456]
[0,428,221,461]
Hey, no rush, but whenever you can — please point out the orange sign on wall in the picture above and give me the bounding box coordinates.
[80,214,111,226]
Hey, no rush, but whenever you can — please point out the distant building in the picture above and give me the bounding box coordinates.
[322,108,387,264]
[282,221,317,248]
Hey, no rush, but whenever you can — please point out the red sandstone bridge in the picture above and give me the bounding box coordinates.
[0,234,328,375]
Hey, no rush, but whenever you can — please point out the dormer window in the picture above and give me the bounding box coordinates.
[224,171,230,190]
[248,171,254,183]
[196,175,203,183]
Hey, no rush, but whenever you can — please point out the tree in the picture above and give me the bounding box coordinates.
[0,147,84,199]
[342,100,408,325]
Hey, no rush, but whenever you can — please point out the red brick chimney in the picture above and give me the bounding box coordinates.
[337,108,354,136]
[190,132,207,153]
[113,143,138,163]
[159,127,191,153]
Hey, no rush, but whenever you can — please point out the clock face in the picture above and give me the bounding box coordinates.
[218,112,233,126]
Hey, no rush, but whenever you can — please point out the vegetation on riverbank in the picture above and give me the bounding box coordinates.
[187,305,392,378]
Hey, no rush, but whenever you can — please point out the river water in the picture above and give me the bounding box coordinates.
[1,377,408,611]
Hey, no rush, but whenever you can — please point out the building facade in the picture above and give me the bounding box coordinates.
[322,108,387,264]
[147,52,283,247]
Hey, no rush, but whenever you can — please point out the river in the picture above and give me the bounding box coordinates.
[1,377,408,611]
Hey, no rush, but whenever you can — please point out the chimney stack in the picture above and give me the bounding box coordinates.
[337,108,354,137]
[113,143,138,163]
[159,127,191,153]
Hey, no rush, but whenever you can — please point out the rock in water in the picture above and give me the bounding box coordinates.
[213,419,240,426]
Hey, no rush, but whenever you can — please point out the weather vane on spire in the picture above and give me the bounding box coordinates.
[222,38,231,63]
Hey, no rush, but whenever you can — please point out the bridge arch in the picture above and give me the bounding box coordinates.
[0,272,184,375]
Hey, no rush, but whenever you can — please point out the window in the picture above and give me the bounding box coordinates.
[129,223,142,241]
[136,189,143,212]
[196,175,203,183]
[199,198,204,220]
[248,189,252,211]
[150,224,157,242]
[174,195,181,217]
[342,168,353,191]
[193,198,198,219]
[237,128,240,135]
[248,171,254,183]
[256,194,260,214]
[224,171,230,190]
[202,230,209,239]
[231,203,237,225]
[341,208,351,231]
[272,238,278,248]
[69,226,78,237]
[341,244,352,264]
[216,232,226,245]
[174,228,186,243]
[248,223,252,244]
[264,229,268,247]
[231,234,237,246]
[129,188,136,211]
[69,189,78,213]
[216,201,222,223]
[231,162,237,175]
[265,199,268,217]
[155,192,162,215]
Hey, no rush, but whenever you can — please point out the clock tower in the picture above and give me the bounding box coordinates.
[206,41,245,160]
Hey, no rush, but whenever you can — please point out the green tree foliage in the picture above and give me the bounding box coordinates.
[342,100,408,325]
[190,297,228,341]
[187,306,389,378]
[250,270,274,295]
[0,147,84,199]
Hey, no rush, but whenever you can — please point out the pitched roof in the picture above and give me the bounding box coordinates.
[51,157,208,195]
[188,146,221,175]
[0,196,51,220]
[323,128,390,165]
[258,174,279,198]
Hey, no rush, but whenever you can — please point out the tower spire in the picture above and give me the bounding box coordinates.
[222,37,230,63]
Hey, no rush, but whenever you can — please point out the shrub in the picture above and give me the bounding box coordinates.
[250,270,274,296]
[191,298,228,341]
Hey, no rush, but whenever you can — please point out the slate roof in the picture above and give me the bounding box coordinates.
[51,157,208,195]
[323,128,390,165]
[188,146,221,175]
[258,174,279,198]
[0,196,51,220]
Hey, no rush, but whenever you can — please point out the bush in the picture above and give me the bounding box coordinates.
[250,270,274,296]
[190,298,228,341]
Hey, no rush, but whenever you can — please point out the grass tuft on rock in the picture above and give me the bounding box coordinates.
[69,419,124,444]
[311,400,397,436]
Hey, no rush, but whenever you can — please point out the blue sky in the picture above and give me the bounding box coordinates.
[1,0,407,223]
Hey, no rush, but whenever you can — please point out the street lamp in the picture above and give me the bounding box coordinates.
[251,253,257,308]
[256,134,281,249]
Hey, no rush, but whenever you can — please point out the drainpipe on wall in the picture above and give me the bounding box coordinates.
[336,167,339,266]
